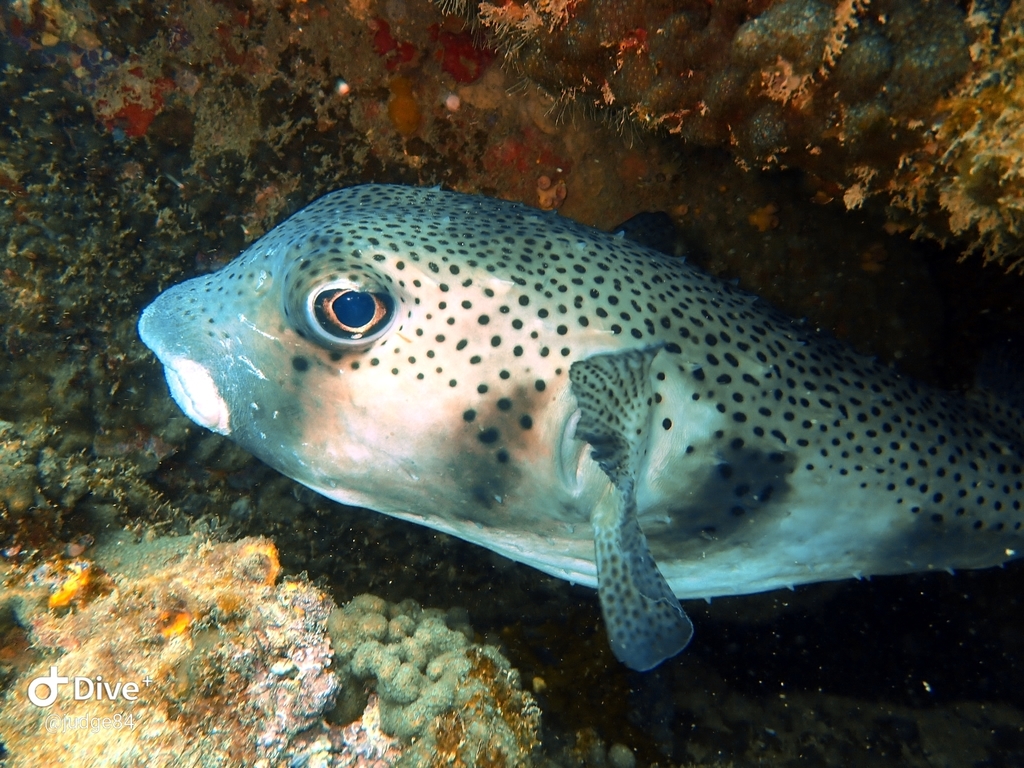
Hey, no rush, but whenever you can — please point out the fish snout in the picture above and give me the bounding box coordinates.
[139,296,232,435]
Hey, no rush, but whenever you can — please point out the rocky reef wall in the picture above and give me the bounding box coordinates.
[447,0,1024,270]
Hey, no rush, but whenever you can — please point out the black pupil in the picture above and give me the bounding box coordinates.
[333,291,376,327]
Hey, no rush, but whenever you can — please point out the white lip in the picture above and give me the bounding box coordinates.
[162,356,231,435]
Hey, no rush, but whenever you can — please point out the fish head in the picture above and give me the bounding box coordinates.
[138,185,604,550]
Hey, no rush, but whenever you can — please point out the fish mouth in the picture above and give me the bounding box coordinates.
[139,294,232,436]
[160,356,232,435]
[136,307,230,438]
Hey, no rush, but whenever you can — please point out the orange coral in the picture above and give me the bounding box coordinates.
[388,77,422,137]
[537,175,567,210]
[748,203,780,232]
[159,610,193,639]
[48,563,91,609]
[45,561,111,610]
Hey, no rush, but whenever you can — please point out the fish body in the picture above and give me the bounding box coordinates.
[139,185,1024,669]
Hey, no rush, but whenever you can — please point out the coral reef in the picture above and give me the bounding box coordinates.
[889,0,1024,269]
[0,537,343,766]
[442,0,1024,269]
[329,594,541,768]
[0,418,168,559]
[457,0,973,151]
[0,536,540,767]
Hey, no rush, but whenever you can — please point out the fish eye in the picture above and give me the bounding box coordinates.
[310,288,394,341]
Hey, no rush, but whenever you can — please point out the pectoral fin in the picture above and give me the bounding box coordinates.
[570,347,693,671]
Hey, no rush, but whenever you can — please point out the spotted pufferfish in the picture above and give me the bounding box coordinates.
[139,184,1024,671]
